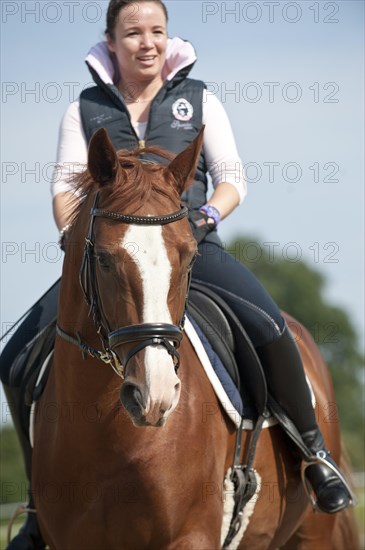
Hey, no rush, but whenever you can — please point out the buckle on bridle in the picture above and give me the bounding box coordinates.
[98,350,125,379]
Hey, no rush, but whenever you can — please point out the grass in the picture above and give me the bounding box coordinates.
[353,483,365,549]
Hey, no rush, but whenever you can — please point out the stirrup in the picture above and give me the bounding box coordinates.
[7,504,37,544]
[300,450,356,512]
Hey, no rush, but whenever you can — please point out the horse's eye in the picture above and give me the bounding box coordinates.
[97,253,112,271]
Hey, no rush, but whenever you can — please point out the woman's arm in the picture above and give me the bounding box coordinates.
[51,101,88,230]
[53,191,79,231]
[202,90,246,220]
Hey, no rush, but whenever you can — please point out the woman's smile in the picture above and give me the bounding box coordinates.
[137,54,158,66]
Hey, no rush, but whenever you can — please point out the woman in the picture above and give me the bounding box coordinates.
[2,1,351,548]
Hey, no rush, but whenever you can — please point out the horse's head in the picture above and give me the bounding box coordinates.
[69,128,203,427]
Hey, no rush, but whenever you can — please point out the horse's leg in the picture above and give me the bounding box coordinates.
[280,510,335,550]
[281,508,359,550]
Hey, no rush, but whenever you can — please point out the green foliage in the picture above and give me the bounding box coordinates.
[0,426,28,504]
[228,235,365,470]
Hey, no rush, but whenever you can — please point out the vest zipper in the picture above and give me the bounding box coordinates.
[140,84,167,150]
[116,81,166,150]
[120,90,163,150]
[116,94,144,149]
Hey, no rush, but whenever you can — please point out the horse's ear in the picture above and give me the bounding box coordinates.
[166,126,205,194]
[88,128,119,187]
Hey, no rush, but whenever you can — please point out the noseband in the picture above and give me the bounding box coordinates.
[57,192,191,378]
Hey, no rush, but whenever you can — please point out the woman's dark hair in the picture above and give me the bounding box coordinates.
[106,0,169,39]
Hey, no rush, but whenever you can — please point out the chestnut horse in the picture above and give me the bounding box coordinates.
[32,128,358,549]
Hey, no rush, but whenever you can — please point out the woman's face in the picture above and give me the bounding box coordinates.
[107,1,168,86]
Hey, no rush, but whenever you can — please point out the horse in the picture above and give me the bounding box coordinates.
[32,127,359,549]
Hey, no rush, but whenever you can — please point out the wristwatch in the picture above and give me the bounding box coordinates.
[199,204,221,225]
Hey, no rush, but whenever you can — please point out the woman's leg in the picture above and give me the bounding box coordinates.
[192,243,351,513]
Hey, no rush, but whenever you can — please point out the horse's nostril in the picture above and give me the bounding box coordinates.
[120,383,145,413]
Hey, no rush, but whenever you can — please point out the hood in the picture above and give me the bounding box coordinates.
[85,36,197,87]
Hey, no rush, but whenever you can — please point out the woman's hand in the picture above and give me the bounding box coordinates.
[188,209,216,244]
[188,182,241,243]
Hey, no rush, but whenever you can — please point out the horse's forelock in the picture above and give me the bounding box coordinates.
[68,145,180,225]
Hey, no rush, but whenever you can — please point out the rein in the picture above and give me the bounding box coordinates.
[57,192,190,378]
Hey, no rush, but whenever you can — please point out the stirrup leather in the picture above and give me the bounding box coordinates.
[300,450,356,512]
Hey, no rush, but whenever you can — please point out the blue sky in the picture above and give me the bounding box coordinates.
[1,0,364,368]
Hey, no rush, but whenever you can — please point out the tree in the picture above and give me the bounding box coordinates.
[0,426,27,504]
[227,235,364,470]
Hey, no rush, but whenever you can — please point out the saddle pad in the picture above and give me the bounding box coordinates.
[184,317,279,430]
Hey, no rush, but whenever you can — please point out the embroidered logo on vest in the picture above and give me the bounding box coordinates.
[172,98,194,121]
[90,113,113,125]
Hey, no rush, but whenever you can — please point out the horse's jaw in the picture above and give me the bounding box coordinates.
[120,348,181,427]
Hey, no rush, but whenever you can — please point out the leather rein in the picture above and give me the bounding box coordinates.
[56,192,190,379]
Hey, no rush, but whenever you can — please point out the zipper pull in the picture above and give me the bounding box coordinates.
[138,140,145,149]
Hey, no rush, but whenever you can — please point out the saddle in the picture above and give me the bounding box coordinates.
[10,319,56,440]
[187,281,267,417]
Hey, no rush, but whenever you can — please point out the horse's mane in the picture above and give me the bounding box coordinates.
[69,145,179,225]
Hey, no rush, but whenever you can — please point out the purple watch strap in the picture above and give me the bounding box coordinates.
[199,204,221,225]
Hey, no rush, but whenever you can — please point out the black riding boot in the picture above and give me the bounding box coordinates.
[2,383,45,550]
[256,324,352,514]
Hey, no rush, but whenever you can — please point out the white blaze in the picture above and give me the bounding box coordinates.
[122,225,172,324]
[121,224,181,423]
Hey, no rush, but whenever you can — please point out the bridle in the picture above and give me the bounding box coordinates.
[56,191,191,379]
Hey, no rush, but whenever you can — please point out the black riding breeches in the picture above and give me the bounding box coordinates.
[192,242,285,348]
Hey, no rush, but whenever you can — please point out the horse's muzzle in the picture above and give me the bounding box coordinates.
[120,377,180,427]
